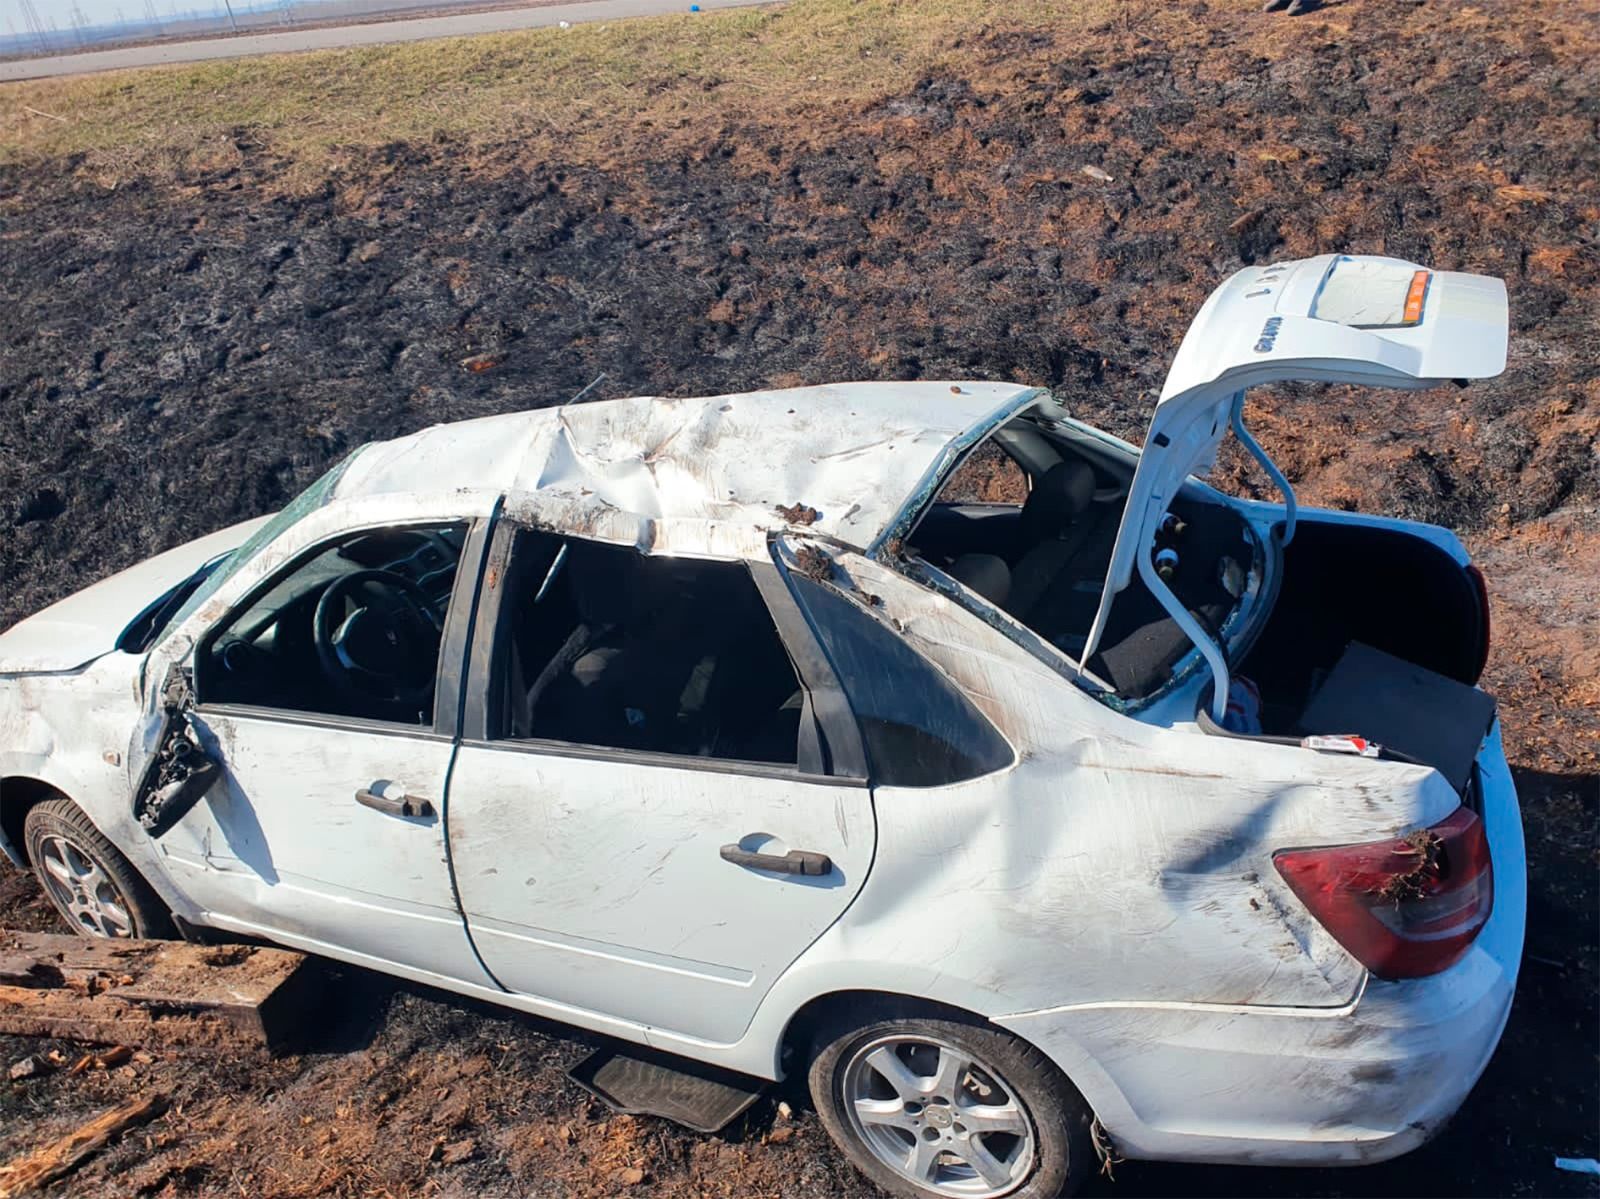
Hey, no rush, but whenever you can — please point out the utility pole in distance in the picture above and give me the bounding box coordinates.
[220,0,240,33]
[18,0,49,52]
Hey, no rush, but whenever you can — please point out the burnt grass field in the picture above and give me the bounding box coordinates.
[0,0,1596,1195]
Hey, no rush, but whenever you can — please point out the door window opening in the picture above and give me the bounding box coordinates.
[494,530,804,767]
[197,523,466,727]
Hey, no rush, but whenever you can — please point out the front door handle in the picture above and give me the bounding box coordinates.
[355,787,435,819]
[719,843,832,876]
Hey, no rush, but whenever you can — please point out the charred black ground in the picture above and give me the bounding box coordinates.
[0,0,1596,1194]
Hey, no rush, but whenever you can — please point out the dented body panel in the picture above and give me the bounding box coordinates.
[997,722,1523,1164]
[334,380,1040,555]
[772,553,1422,1015]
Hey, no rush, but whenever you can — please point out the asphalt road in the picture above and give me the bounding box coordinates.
[0,0,770,82]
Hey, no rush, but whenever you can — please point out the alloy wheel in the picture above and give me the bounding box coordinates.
[36,833,135,938]
[841,1033,1037,1198]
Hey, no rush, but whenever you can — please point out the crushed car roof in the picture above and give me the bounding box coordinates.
[333,381,1042,554]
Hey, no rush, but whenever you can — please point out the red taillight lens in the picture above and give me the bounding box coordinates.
[1273,808,1493,980]
[1466,563,1491,680]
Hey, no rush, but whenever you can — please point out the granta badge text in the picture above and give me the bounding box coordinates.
[1254,315,1284,353]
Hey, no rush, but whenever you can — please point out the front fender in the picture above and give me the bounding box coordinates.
[0,755,93,866]
[0,679,73,864]
[0,664,204,923]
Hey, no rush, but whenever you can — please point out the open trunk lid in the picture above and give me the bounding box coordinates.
[1084,254,1509,703]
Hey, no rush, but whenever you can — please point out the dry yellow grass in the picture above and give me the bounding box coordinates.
[0,0,1132,184]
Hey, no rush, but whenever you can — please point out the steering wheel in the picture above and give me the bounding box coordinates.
[313,569,443,710]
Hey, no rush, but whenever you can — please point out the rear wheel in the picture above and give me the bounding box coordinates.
[23,799,174,939]
[808,1005,1094,1199]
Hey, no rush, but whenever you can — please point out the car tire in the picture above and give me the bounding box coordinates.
[23,799,175,940]
[808,1003,1095,1199]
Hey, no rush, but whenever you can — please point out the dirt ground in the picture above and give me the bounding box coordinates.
[0,0,1596,1194]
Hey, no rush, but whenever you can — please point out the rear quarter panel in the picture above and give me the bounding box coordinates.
[738,552,1463,1071]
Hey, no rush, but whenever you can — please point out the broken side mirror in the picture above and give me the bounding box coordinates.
[132,665,223,838]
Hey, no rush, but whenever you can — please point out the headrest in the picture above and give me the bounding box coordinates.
[1021,460,1095,536]
[948,554,1011,607]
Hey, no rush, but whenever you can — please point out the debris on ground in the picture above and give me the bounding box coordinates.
[0,1092,168,1197]
[6,1055,52,1083]
[458,351,507,373]
[1227,209,1268,236]
[67,1047,131,1075]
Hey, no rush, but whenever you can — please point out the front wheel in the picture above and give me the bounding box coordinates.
[808,1006,1094,1199]
[24,799,174,939]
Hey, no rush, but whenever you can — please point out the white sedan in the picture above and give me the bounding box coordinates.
[0,254,1523,1198]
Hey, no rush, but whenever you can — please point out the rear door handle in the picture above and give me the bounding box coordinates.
[719,843,832,876]
[355,787,435,819]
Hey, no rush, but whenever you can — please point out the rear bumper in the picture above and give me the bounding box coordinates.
[997,719,1526,1167]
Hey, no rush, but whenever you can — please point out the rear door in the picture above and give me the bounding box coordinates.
[444,522,874,1044]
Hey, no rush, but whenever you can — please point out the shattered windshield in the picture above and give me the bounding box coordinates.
[160,451,359,640]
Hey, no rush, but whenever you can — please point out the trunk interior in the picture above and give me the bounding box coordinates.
[1232,518,1494,792]
[1239,518,1488,730]
[908,421,1495,791]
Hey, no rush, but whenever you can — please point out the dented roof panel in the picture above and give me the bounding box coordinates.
[331,381,1040,555]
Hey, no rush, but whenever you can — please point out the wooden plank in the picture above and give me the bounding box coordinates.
[0,956,61,988]
[0,1093,169,1198]
[0,931,314,1053]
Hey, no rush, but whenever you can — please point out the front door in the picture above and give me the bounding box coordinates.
[154,518,494,986]
[446,524,874,1044]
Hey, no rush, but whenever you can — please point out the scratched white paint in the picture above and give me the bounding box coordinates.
[1001,712,1524,1164]
[167,709,492,985]
[447,746,873,1044]
[0,260,1525,1171]
[714,550,1524,1164]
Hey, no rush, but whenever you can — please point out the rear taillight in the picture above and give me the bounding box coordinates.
[1273,807,1493,980]
[1466,563,1491,680]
